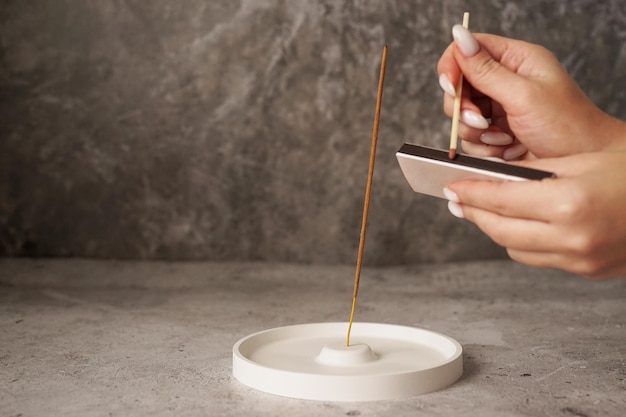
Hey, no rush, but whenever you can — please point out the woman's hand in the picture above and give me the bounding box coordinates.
[444,152,626,279]
[437,26,626,160]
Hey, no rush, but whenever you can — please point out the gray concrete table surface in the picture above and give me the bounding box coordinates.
[1,258,624,417]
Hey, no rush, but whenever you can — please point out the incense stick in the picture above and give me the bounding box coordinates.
[346,45,388,347]
[448,12,470,160]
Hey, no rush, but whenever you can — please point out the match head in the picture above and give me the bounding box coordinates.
[448,148,457,160]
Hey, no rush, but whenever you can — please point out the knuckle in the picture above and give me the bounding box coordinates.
[551,184,591,221]
[482,216,509,246]
[534,45,560,68]
[562,230,609,279]
[470,55,501,84]
[566,230,601,256]
[572,258,608,281]
[552,185,606,256]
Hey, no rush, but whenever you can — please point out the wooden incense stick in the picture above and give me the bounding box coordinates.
[346,45,388,347]
[448,12,470,160]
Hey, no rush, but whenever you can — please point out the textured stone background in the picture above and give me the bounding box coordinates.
[1,0,625,264]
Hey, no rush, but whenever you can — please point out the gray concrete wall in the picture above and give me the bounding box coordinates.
[1,0,625,264]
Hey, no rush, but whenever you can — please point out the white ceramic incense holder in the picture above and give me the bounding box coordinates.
[232,322,463,401]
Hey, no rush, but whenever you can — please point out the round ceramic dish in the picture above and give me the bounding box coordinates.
[232,322,463,401]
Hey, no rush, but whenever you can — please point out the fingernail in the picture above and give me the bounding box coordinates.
[480,131,514,146]
[438,73,456,96]
[503,143,528,160]
[448,201,465,219]
[461,110,489,129]
[443,187,460,203]
[452,24,480,57]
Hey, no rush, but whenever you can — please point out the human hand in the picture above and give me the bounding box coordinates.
[437,26,626,160]
[443,152,626,280]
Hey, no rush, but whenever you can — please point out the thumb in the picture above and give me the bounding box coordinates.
[452,26,527,105]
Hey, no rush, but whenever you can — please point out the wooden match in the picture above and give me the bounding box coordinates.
[448,12,470,160]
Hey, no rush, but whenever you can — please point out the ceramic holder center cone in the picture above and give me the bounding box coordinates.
[232,322,463,402]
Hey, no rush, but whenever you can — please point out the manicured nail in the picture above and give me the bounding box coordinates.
[452,24,480,57]
[503,143,528,160]
[480,131,514,146]
[438,73,456,96]
[461,110,489,129]
[443,187,460,203]
[448,201,465,219]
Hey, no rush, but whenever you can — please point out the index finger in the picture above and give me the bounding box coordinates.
[439,43,489,125]
[447,177,565,222]
[437,42,462,88]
